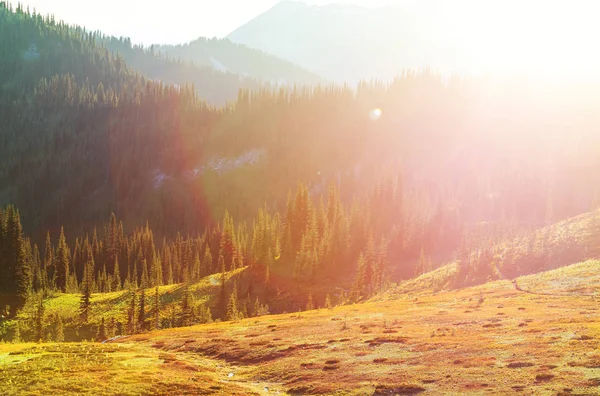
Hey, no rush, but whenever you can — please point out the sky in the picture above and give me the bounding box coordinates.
[20,0,398,45]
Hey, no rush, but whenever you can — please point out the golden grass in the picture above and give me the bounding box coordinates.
[2,261,599,395]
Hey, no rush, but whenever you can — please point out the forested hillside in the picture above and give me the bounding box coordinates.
[2,1,600,340]
[101,36,323,105]
[152,37,323,85]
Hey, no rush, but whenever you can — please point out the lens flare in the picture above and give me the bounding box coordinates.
[369,108,382,121]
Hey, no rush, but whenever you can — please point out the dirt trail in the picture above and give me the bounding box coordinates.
[180,351,287,395]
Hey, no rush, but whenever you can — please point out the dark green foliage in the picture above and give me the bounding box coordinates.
[127,289,136,334]
[138,288,146,331]
[153,286,160,330]
[35,298,44,342]
[180,284,193,327]
[226,286,239,322]
[54,314,64,342]
[0,206,32,317]
[79,254,93,323]
[97,317,107,342]
[55,227,70,293]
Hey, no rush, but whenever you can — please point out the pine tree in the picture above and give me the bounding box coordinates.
[197,304,212,324]
[54,315,64,342]
[253,297,261,317]
[44,231,55,290]
[12,321,21,343]
[127,289,137,334]
[112,257,121,291]
[13,212,32,316]
[219,257,227,316]
[79,255,93,323]
[226,282,239,321]
[55,227,70,292]
[324,293,332,309]
[153,286,160,330]
[201,246,212,279]
[352,252,367,301]
[35,298,45,343]
[180,284,193,326]
[306,294,315,311]
[97,317,107,342]
[0,207,32,317]
[138,288,146,331]
[107,317,116,338]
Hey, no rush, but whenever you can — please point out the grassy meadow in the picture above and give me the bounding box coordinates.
[2,261,598,395]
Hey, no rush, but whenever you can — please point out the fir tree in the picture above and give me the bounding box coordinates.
[12,321,21,343]
[112,257,121,291]
[79,256,93,323]
[197,304,212,324]
[180,284,193,326]
[44,231,55,290]
[55,227,70,293]
[306,293,314,311]
[138,288,146,331]
[153,286,160,330]
[127,289,137,334]
[324,293,332,309]
[97,317,107,342]
[35,298,45,343]
[252,297,260,317]
[54,315,64,342]
[226,282,239,321]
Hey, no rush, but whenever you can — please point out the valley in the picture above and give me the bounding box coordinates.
[1,1,599,394]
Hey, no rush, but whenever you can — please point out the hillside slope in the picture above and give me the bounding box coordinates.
[2,262,599,395]
[381,209,600,297]
[153,37,323,86]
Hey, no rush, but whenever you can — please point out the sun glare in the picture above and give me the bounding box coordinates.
[437,0,600,80]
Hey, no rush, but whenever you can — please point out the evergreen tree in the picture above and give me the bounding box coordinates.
[54,315,64,342]
[35,298,45,343]
[253,297,261,317]
[12,321,21,343]
[180,284,193,326]
[97,317,107,342]
[138,288,146,331]
[197,304,212,324]
[79,255,93,323]
[153,286,160,330]
[112,257,121,291]
[107,317,117,338]
[306,293,314,311]
[324,293,332,309]
[55,227,70,293]
[127,289,137,334]
[226,282,239,321]
[44,232,55,290]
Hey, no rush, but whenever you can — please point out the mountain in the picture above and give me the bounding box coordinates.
[228,0,596,84]
[152,37,324,86]
[101,36,263,105]
[101,36,323,105]
[227,1,452,83]
[2,1,600,326]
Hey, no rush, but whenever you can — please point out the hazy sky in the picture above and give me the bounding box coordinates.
[20,0,398,45]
